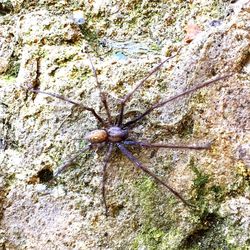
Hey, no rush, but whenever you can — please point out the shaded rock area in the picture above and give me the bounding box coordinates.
[0,0,249,249]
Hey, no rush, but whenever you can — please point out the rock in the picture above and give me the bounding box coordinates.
[0,0,249,249]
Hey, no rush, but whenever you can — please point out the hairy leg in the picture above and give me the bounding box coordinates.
[123,74,233,128]
[117,51,180,126]
[124,140,211,150]
[87,53,112,125]
[28,88,106,126]
[54,145,92,177]
[102,143,114,216]
[117,143,195,207]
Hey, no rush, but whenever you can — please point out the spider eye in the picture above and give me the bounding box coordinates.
[84,130,108,143]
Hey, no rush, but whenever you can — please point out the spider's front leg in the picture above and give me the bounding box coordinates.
[28,88,106,126]
[117,143,195,208]
[123,74,233,128]
[117,51,180,126]
[86,53,113,125]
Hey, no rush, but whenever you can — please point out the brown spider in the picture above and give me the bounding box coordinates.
[28,50,232,216]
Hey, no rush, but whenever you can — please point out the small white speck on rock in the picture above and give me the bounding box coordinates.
[51,185,66,198]
[35,184,47,193]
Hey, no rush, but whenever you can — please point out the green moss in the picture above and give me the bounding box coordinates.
[4,61,20,78]
[133,224,185,250]
[193,168,209,188]
[5,173,16,187]
[54,53,75,66]
[191,92,208,105]
[133,177,165,248]
[135,176,158,211]
[78,18,100,53]
[132,227,166,250]
[150,43,161,52]
[132,177,181,249]
[188,157,210,211]
[226,162,250,198]
[178,116,195,138]
[69,65,92,81]
[0,75,16,83]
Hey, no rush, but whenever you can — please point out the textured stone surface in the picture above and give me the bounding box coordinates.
[0,0,249,249]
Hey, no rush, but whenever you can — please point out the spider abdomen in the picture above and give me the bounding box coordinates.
[85,129,108,143]
[107,126,128,142]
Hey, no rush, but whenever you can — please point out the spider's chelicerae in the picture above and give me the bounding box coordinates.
[29,51,232,216]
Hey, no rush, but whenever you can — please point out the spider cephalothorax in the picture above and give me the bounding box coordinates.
[28,50,232,216]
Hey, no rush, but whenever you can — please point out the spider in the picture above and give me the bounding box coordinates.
[28,50,232,216]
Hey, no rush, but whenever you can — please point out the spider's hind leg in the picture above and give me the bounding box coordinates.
[53,145,92,178]
[117,143,195,208]
[124,140,211,150]
[101,143,114,216]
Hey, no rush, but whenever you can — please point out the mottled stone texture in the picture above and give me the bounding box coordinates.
[0,0,249,249]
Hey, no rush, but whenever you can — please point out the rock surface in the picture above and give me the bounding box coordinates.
[0,0,249,249]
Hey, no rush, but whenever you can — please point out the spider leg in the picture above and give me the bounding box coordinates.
[117,143,195,208]
[117,51,180,126]
[123,74,233,128]
[101,143,114,216]
[28,88,106,127]
[87,53,113,125]
[124,140,211,150]
[54,145,91,177]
